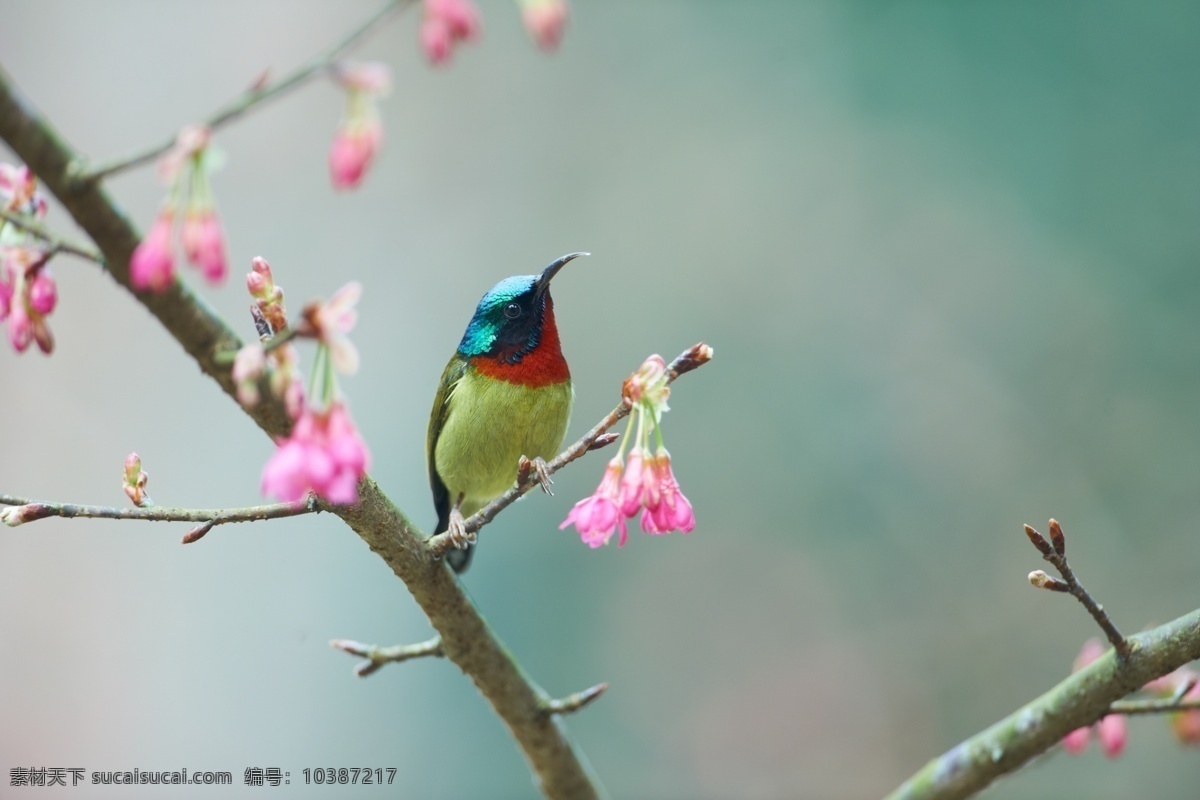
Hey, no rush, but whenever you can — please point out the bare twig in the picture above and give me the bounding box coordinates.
[0,208,104,264]
[1023,520,1129,657]
[541,683,608,716]
[0,494,318,536]
[76,0,412,184]
[426,342,713,558]
[1109,697,1200,716]
[330,636,444,677]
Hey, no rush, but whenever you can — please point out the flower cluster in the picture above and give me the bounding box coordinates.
[130,125,228,292]
[420,0,481,65]
[560,354,697,548]
[240,259,371,506]
[329,62,391,191]
[0,163,58,354]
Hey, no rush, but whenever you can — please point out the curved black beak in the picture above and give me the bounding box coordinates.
[535,251,589,298]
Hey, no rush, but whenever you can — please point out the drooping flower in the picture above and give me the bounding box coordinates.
[518,0,568,51]
[638,448,696,535]
[420,0,481,65]
[329,62,391,190]
[1095,714,1128,759]
[559,457,626,548]
[261,400,371,505]
[134,125,228,292]
[0,163,48,219]
[1,248,55,354]
[130,211,177,292]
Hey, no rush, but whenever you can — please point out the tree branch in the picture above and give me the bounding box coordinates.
[1109,697,1200,716]
[1024,521,1129,656]
[542,683,609,716]
[0,494,316,531]
[0,58,607,800]
[426,342,713,559]
[77,0,412,184]
[331,635,444,677]
[885,606,1200,800]
[0,208,104,264]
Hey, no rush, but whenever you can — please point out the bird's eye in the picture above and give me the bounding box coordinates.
[504,302,522,319]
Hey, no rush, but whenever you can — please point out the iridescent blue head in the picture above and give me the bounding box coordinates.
[457,252,587,360]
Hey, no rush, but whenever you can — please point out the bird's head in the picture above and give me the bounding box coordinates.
[458,252,587,363]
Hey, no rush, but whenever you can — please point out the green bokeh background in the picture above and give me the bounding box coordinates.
[3,2,1199,798]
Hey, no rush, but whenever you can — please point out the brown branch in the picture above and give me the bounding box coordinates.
[76,0,412,184]
[426,342,713,559]
[1024,521,1129,657]
[0,208,104,264]
[330,636,444,677]
[0,494,317,532]
[0,61,608,800]
[885,605,1200,800]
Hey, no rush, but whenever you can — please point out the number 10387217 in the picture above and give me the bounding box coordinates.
[302,768,397,785]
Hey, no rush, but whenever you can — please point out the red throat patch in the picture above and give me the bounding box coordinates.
[471,299,570,387]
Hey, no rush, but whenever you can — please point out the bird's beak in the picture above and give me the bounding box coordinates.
[535,251,589,298]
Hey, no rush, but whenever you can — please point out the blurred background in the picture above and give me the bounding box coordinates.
[3,2,1200,798]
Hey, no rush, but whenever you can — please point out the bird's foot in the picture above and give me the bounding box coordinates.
[446,508,475,550]
[532,457,554,495]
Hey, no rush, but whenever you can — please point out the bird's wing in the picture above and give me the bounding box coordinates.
[428,354,468,535]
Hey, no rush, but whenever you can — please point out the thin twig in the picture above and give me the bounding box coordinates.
[426,343,713,558]
[0,209,104,264]
[0,494,318,530]
[541,683,608,716]
[330,636,444,677]
[1109,697,1200,716]
[77,0,412,184]
[1023,521,1129,657]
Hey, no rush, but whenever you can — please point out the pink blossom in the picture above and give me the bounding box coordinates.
[1062,726,1090,755]
[519,0,568,51]
[329,121,383,191]
[261,401,371,505]
[559,458,626,548]
[28,270,56,315]
[181,210,228,284]
[0,163,48,218]
[1096,714,1127,758]
[304,282,361,374]
[156,124,212,184]
[638,448,695,535]
[420,0,480,65]
[618,446,646,517]
[130,212,176,292]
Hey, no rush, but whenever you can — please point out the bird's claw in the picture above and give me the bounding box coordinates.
[532,457,554,495]
[446,509,475,550]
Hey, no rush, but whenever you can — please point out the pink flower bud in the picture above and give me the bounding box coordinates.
[1062,726,1090,755]
[420,0,481,65]
[329,122,383,191]
[181,210,228,284]
[28,269,56,315]
[6,301,32,352]
[122,452,150,507]
[130,212,176,293]
[519,0,568,51]
[1096,714,1127,758]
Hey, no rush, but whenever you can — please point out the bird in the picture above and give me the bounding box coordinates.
[427,252,586,572]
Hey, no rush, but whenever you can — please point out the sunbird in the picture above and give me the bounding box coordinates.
[427,252,586,572]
